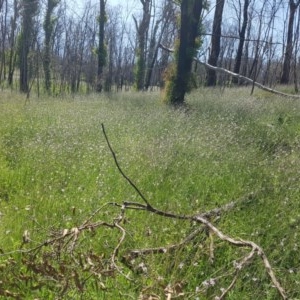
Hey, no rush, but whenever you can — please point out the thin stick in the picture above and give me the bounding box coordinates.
[101,123,153,209]
[102,124,287,299]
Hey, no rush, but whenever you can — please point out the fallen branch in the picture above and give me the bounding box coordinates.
[102,123,287,300]
[159,43,300,100]
[122,226,205,264]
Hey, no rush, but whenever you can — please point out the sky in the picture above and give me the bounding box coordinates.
[70,0,139,14]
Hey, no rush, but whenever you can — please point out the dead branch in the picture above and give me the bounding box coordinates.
[101,123,153,209]
[198,191,257,219]
[204,32,282,45]
[102,123,287,299]
[217,247,256,299]
[159,43,300,100]
[122,226,205,265]
[194,215,287,299]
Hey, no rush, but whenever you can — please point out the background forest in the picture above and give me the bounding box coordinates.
[1,0,300,96]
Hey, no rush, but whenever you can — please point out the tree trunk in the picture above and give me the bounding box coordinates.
[206,0,225,86]
[163,0,203,105]
[0,0,8,83]
[43,0,60,94]
[280,0,300,84]
[7,0,18,86]
[96,0,106,92]
[133,0,151,91]
[232,0,250,84]
[19,0,38,93]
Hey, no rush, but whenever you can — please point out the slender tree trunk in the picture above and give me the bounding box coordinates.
[206,0,225,86]
[96,0,106,92]
[19,0,38,93]
[0,0,4,11]
[232,0,250,84]
[43,0,60,94]
[164,0,203,105]
[0,0,8,82]
[7,0,18,87]
[280,0,300,84]
[133,0,151,91]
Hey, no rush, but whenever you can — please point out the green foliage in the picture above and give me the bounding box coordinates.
[162,62,177,104]
[97,44,107,66]
[134,48,146,91]
[0,88,300,298]
[96,13,108,24]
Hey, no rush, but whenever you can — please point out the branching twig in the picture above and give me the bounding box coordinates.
[102,124,287,300]
[123,226,205,263]
[194,215,287,299]
[101,123,153,209]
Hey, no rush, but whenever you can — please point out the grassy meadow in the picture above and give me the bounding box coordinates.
[0,87,300,299]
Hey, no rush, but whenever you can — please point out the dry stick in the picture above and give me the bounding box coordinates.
[0,219,115,257]
[124,226,205,261]
[195,215,287,300]
[159,43,300,100]
[101,124,190,220]
[101,123,153,209]
[218,248,256,299]
[102,124,287,299]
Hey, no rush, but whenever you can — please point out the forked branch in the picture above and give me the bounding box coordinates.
[101,123,287,300]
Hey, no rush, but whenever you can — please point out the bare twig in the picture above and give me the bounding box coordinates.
[101,123,153,209]
[195,215,287,299]
[123,226,205,264]
[110,204,130,279]
[102,124,287,300]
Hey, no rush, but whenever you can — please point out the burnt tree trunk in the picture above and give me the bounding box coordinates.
[232,0,250,84]
[206,0,225,86]
[96,0,106,92]
[164,0,202,105]
[280,0,300,84]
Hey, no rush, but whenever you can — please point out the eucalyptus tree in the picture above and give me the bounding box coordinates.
[144,0,176,90]
[43,0,60,94]
[7,0,19,87]
[133,0,151,91]
[0,0,8,82]
[164,0,203,105]
[96,0,107,92]
[19,0,39,93]
[232,0,251,83]
[206,0,225,86]
[280,0,300,84]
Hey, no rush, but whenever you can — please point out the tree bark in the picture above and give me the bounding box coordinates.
[280,0,300,84]
[206,0,225,86]
[133,0,151,91]
[7,0,18,86]
[164,0,203,105]
[19,0,39,93]
[43,0,60,94]
[96,0,106,92]
[232,0,250,84]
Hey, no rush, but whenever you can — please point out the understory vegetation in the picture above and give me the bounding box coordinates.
[0,88,300,299]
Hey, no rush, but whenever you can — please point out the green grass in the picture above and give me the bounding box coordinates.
[0,87,300,299]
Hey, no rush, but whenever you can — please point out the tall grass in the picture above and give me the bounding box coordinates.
[0,87,300,298]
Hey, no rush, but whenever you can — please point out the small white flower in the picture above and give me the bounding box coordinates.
[178,262,184,269]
